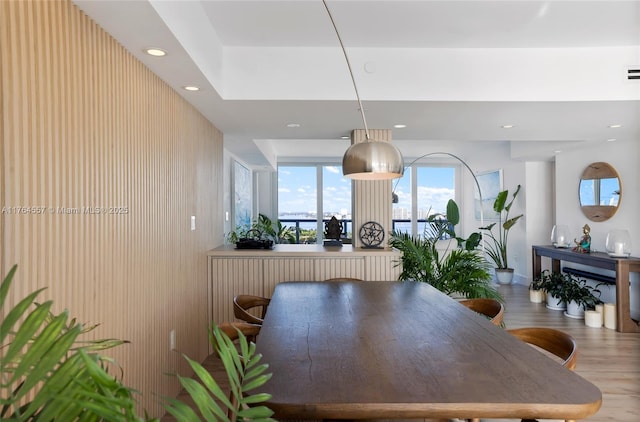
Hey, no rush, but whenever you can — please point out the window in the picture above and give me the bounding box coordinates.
[392,165,456,236]
[278,165,351,243]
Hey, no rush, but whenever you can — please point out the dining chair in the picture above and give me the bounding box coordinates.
[465,327,579,422]
[507,327,578,370]
[508,327,579,422]
[459,298,505,326]
[233,294,271,325]
[324,277,364,282]
[217,321,262,345]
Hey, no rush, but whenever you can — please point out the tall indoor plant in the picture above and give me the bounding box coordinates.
[389,200,501,300]
[480,184,523,284]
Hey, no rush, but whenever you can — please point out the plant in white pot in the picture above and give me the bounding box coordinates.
[563,274,601,319]
[480,184,523,284]
[537,270,570,310]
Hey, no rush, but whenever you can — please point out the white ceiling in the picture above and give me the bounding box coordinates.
[73,0,640,168]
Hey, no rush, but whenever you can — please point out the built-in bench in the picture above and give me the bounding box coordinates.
[562,267,616,285]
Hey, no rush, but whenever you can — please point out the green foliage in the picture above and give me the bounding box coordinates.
[226,214,295,244]
[389,210,502,301]
[480,185,523,269]
[0,264,143,422]
[535,270,601,309]
[2,265,276,422]
[163,324,276,422]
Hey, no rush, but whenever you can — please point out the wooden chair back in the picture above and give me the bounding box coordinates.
[324,277,364,282]
[507,327,578,370]
[459,298,505,326]
[233,294,270,325]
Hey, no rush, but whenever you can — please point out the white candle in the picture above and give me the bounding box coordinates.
[604,303,617,330]
[595,304,604,315]
[585,310,603,327]
[614,242,624,255]
[557,235,565,246]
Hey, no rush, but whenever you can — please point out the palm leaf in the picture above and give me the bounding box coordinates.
[1,264,143,421]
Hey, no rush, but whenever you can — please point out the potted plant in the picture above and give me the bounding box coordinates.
[563,275,601,319]
[389,200,501,300]
[480,184,524,285]
[529,274,545,303]
[536,269,570,310]
[227,213,296,247]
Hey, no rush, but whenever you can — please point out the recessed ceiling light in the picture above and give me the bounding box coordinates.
[554,150,562,154]
[341,135,350,139]
[183,85,200,91]
[286,123,301,128]
[393,124,407,129]
[608,124,622,128]
[145,48,167,57]
[501,125,515,129]
[606,138,617,142]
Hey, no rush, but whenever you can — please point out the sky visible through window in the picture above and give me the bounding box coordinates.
[393,167,455,217]
[279,165,454,218]
[278,165,351,218]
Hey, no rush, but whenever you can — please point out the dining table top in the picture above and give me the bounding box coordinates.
[254,281,602,420]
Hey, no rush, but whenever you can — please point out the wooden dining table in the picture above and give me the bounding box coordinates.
[255,281,602,420]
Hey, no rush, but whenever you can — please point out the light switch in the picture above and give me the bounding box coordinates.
[191,215,196,231]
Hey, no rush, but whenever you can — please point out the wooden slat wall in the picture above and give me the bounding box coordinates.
[351,129,394,248]
[1,0,223,416]
[210,258,264,326]
[365,255,402,281]
[314,258,365,280]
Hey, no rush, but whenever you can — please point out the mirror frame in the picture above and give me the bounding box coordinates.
[578,162,621,222]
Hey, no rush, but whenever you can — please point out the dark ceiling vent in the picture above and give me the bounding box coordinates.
[629,68,640,80]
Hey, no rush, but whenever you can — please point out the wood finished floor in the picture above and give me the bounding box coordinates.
[161,284,639,421]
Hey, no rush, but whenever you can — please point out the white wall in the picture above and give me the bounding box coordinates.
[555,140,639,319]
[463,145,531,284]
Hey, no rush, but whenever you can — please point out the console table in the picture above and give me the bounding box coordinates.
[532,245,640,333]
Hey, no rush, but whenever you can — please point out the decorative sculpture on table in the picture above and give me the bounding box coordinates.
[573,224,591,253]
[323,216,344,247]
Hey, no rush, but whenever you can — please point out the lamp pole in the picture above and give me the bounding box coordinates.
[392,152,485,249]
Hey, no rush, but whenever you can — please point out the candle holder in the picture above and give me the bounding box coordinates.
[605,229,631,258]
[551,224,570,248]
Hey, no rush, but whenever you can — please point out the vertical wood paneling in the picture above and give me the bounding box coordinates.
[1,0,223,416]
[351,129,394,248]
[314,258,365,280]
[365,255,402,281]
[210,258,263,325]
[263,258,316,295]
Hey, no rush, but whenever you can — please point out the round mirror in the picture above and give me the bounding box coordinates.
[578,162,621,222]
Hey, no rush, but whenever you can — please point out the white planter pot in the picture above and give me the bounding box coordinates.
[546,292,566,310]
[495,268,514,285]
[565,300,585,319]
[529,289,544,303]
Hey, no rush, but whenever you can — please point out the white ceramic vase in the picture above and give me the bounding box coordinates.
[565,300,585,319]
[546,292,566,310]
[495,268,514,285]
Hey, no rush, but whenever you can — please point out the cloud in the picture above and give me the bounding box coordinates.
[325,166,339,174]
[278,187,291,193]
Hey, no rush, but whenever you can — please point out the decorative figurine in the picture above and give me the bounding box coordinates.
[573,224,591,253]
[323,216,344,246]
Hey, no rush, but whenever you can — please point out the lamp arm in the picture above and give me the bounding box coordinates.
[322,0,371,141]
[392,152,484,241]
